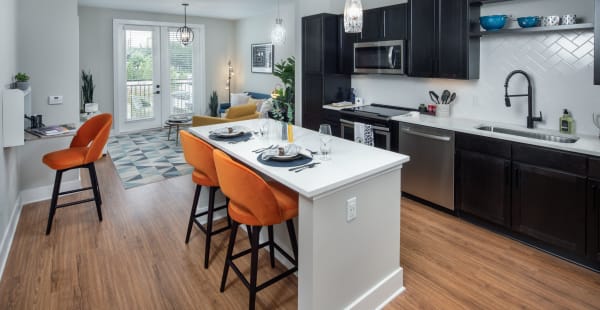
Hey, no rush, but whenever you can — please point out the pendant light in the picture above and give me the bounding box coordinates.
[344,0,363,33]
[271,0,286,45]
[177,3,194,46]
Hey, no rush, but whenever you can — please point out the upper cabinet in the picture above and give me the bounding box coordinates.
[408,0,480,79]
[357,4,408,42]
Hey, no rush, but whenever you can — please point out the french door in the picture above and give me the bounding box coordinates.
[114,21,204,133]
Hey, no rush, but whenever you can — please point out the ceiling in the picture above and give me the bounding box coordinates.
[78,0,294,20]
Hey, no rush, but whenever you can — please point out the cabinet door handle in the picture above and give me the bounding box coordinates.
[383,10,387,38]
[504,162,510,187]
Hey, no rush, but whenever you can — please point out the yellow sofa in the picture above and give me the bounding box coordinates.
[192,102,259,126]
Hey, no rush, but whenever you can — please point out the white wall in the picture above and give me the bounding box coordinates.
[234,2,296,95]
[298,0,600,136]
[0,0,21,280]
[78,6,236,117]
[18,0,80,126]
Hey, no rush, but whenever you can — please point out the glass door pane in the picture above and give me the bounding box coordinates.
[168,28,193,115]
[126,29,156,121]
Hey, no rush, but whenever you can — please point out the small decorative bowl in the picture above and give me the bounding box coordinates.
[541,15,560,27]
[480,15,508,31]
[561,14,576,25]
[517,16,539,28]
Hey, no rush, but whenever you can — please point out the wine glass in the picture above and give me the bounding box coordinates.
[318,124,332,160]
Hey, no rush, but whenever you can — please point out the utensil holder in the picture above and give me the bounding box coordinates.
[436,104,451,118]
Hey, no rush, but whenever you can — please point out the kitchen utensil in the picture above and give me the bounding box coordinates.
[561,14,576,25]
[517,16,539,28]
[252,144,275,153]
[541,15,560,27]
[479,15,507,31]
[294,163,320,173]
[288,162,321,172]
[441,90,451,105]
[429,91,440,105]
[447,92,456,105]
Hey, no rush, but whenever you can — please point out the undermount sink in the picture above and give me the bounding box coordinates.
[476,125,580,144]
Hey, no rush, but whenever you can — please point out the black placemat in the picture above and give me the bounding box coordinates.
[209,132,252,143]
[257,154,313,168]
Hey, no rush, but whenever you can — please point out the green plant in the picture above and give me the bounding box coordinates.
[209,91,219,117]
[271,56,295,123]
[14,72,29,82]
[81,70,95,112]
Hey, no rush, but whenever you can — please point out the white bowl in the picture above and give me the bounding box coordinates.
[541,15,560,27]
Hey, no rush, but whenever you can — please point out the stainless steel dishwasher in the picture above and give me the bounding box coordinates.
[398,122,455,210]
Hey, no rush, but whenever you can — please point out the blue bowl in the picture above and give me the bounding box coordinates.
[479,15,507,31]
[517,16,539,28]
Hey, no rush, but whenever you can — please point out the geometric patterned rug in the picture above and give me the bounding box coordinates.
[107,128,193,189]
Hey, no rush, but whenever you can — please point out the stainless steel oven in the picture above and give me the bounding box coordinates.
[354,40,405,75]
[340,119,392,151]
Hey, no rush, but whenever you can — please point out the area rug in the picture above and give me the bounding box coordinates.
[107,128,193,189]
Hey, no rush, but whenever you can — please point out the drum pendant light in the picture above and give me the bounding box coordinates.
[271,0,286,45]
[344,0,363,33]
[177,3,194,46]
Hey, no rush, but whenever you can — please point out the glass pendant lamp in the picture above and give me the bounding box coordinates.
[271,0,286,45]
[344,0,363,33]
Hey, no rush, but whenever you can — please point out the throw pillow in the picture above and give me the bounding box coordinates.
[230,93,250,106]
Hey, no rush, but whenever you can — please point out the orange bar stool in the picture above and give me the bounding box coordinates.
[213,149,298,310]
[42,113,112,235]
[180,130,231,268]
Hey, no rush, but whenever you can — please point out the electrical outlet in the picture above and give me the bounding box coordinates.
[346,197,357,222]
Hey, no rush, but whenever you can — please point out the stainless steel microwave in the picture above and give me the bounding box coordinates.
[354,40,405,75]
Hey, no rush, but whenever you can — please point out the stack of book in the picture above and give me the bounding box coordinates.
[27,124,77,137]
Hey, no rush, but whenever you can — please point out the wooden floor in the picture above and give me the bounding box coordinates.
[1,155,599,309]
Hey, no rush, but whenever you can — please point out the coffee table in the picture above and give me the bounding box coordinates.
[165,119,192,145]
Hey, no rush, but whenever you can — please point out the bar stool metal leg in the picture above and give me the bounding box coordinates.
[185,185,202,243]
[46,170,63,235]
[249,225,262,310]
[204,187,217,268]
[286,220,298,265]
[88,163,103,221]
[220,221,239,292]
[268,226,275,268]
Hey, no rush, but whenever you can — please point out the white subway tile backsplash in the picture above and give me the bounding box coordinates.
[352,30,600,136]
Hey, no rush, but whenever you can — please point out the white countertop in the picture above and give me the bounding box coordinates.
[322,103,366,111]
[392,113,600,157]
[189,119,410,198]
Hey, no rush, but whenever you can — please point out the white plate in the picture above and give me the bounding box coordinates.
[212,126,245,137]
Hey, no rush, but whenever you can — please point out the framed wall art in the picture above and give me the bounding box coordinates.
[251,43,274,73]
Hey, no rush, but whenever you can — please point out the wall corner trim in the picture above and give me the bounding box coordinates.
[0,195,23,281]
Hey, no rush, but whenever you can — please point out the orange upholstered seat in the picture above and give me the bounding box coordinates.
[213,149,298,310]
[180,130,231,268]
[42,113,112,235]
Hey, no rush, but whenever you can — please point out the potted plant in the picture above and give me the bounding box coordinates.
[14,72,30,91]
[271,57,295,123]
[81,70,97,114]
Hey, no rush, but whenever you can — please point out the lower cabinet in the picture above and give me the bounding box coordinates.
[456,150,510,227]
[512,162,587,256]
[321,109,341,137]
[589,180,600,264]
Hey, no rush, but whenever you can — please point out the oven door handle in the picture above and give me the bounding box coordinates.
[388,46,395,69]
[400,127,451,142]
[340,119,389,132]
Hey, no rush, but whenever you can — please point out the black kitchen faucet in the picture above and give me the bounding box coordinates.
[504,70,543,129]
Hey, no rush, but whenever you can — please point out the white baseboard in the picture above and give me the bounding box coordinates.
[0,195,22,281]
[21,179,82,205]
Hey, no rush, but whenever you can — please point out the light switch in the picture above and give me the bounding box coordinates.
[48,96,63,105]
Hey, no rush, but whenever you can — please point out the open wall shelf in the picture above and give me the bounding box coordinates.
[471,23,594,37]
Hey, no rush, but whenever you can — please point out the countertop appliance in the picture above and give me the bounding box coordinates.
[340,104,414,151]
[398,122,455,210]
[354,40,405,75]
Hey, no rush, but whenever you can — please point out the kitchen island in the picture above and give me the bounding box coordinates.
[189,119,409,309]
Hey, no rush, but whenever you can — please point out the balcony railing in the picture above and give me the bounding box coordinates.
[126,79,193,121]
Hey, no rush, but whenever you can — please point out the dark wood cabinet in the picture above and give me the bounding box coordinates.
[511,162,587,256]
[337,15,356,75]
[456,150,510,227]
[302,14,351,131]
[357,4,408,42]
[588,179,600,265]
[595,0,600,85]
[408,0,479,79]
[321,109,341,137]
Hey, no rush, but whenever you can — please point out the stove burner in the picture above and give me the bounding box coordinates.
[341,104,415,121]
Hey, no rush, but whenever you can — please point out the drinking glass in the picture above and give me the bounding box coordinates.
[318,124,332,160]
